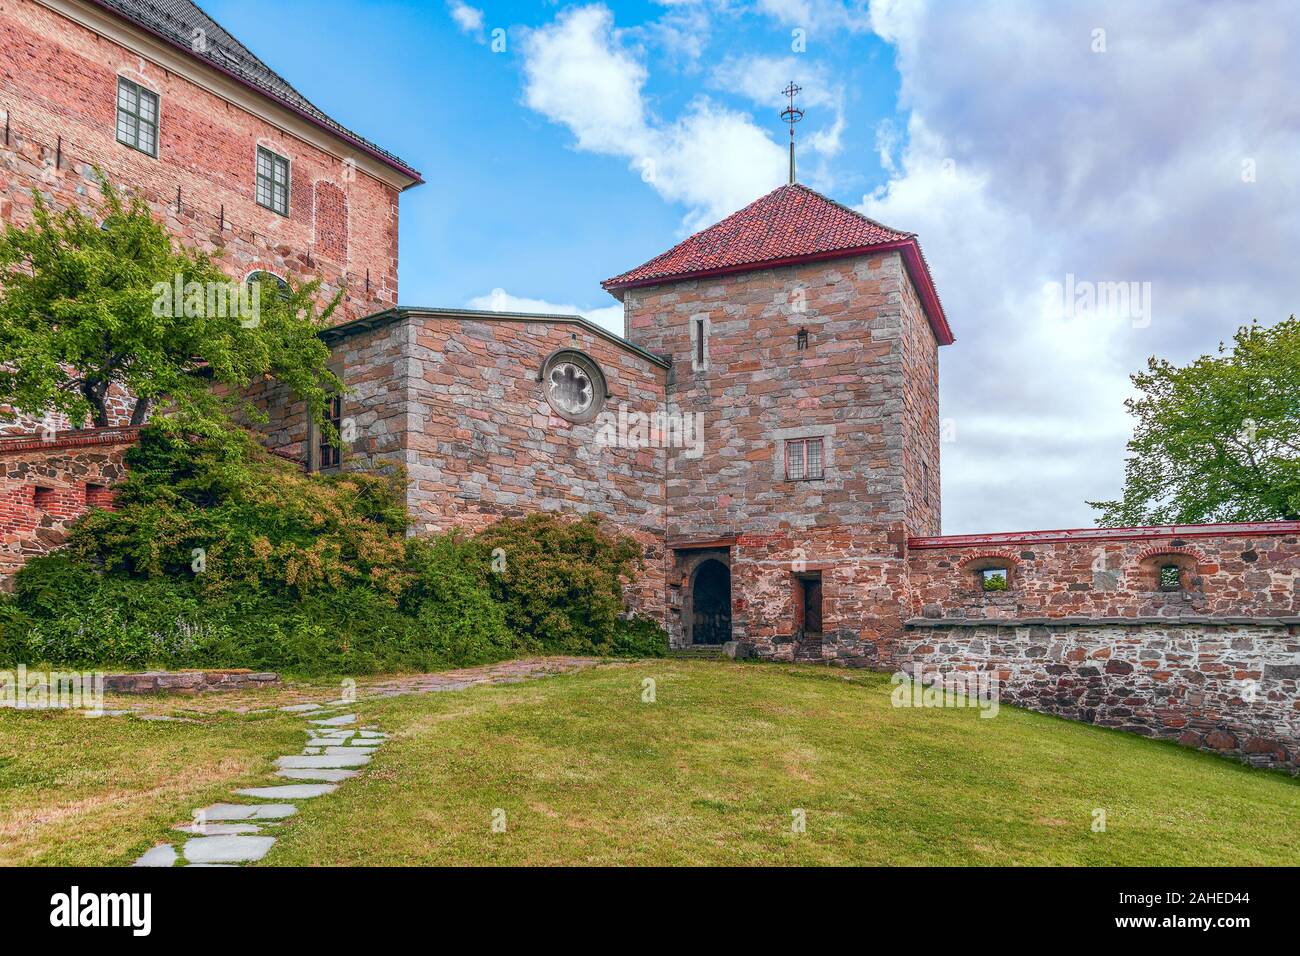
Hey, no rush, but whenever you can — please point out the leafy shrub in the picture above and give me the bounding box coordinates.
[67,427,411,597]
[0,428,669,671]
[476,513,647,655]
[402,535,519,667]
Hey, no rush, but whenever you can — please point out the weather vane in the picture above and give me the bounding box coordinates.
[781,81,803,185]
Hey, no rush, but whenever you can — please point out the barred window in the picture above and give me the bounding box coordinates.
[116,78,159,157]
[256,146,290,216]
[785,437,824,481]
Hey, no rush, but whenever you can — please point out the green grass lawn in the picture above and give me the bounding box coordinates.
[3,660,1298,865]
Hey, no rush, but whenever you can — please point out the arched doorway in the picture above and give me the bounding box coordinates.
[691,559,732,645]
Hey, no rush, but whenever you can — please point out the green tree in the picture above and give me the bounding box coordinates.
[0,177,340,436]
[1089,317,1300,525]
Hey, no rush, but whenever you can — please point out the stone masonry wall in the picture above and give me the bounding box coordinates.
[901,526,1300,771]
[0,427,137,581]
[624,251,943,655]
[403,314,669,622]
[246,318,408,476]
[0,0,402,432]
[899,622,1300,772]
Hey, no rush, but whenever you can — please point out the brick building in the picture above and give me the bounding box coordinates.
[1,0,1297,770]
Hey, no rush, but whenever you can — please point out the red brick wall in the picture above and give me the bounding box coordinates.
[907,526,1300,620]
[0,428,137,581]
[0,0,403,436]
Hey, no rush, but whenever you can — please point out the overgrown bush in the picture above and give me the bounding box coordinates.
[402,535,518,666]
[0,427,667,671]
[66,427,411,596]
[477,512,664,656]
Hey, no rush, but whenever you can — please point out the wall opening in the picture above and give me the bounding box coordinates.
[1138,552,1200,593]
[691,558,731,645]
[794,571,823,637]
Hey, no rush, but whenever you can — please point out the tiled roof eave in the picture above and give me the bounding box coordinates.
[604,239,955,347]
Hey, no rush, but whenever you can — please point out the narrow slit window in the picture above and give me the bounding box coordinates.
[695,318,707,367]
[785,438,824,481]
[116,78,159,157]
[256,146,290,216]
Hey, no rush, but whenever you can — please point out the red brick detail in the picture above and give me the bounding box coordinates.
[0,431,137,581]
[956,550,1021,569]
[313,180,349,264]
[1135,544,1206,564]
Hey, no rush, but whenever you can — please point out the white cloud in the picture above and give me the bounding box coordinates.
[753,0,875,34]
[448,1,485,39]
[519,5,787,227]
[467,287,625,336]
[711,55,846,158]
[862,0,1300,533]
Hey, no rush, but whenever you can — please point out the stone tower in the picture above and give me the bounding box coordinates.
[603,184,953,663]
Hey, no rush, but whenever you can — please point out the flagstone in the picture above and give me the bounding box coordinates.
[234,784,337,799]
[182,835,276,864]
[276,768,360,782]
[309,714,356,726]
[132,844,177,867]
[196,802,298,820]
[275,753,370,769]
[174,822,261,835]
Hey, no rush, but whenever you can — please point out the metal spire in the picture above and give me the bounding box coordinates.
[781,81,803,184]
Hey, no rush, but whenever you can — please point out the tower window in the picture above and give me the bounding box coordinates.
[690,315,710,371]
[1158,563,1183,591]
[796,327,808,350]
[785,438,824,480]
[116,78,159,157]
[256,146,291,216]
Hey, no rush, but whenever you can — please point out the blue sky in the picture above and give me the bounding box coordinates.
[203,0,899,321]
[201,1,1300,534]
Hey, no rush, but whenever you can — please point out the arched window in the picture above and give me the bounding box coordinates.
[245,270,290,301]
[1136,550,1201,593]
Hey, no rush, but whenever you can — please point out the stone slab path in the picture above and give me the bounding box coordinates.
[131,657,599,866]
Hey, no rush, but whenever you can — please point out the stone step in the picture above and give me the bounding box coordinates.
[669,645,726,659]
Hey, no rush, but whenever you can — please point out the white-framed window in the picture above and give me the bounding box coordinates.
[785,437,824,481]
[256,146,290,216]
[116,78,159,157]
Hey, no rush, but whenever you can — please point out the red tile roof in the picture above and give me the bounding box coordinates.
[602,183,954,345]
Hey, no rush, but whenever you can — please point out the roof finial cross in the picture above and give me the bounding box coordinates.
[781,81,803,185]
